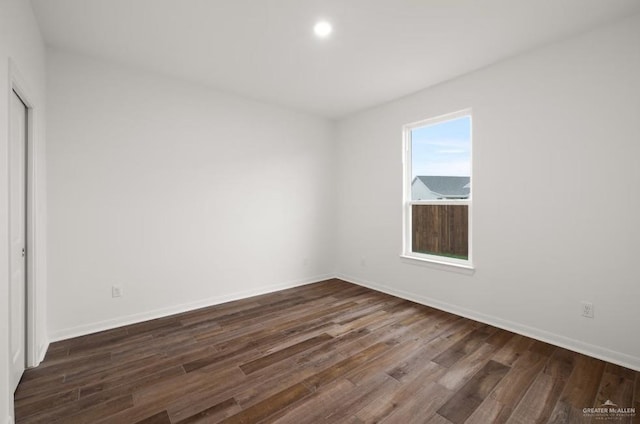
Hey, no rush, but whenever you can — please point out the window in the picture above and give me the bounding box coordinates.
[402,110,472,268]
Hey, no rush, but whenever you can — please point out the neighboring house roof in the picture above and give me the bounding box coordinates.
[414,176,470,198]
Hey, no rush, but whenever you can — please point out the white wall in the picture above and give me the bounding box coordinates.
[0,0,48,422]
[335,14,640,370]
[46,49,336,340]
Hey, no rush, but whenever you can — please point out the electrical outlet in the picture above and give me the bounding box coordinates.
[360,257,366,267]
[112,285,123,298]
[581,301,594,318]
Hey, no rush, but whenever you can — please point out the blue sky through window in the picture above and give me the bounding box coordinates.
[411,116,471,179]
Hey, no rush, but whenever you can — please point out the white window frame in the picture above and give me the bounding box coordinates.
[401,109,473,269]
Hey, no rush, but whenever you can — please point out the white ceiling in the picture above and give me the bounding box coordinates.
[31,0,640,118]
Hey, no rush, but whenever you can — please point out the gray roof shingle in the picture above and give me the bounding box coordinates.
[415,176,470,198]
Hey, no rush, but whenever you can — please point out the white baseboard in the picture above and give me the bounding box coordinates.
[26,339,49,368]
[49,273,335,342]
[337,273,640,372]
[38,341,49,364]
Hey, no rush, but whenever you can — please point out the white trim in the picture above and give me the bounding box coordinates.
[48,273,335,342]
[409,200,470,206]
[337,273,640,372]
[8,59,42,370]
[402,109,473,269]
[38,341,49,364]
[404,109,473,130]
[399,254,475,272]
[6,416,14,424]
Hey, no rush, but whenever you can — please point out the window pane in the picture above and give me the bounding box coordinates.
[411,116,471,200]
[412,204,468,259]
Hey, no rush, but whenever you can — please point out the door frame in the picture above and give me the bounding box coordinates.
[8,59,41,368]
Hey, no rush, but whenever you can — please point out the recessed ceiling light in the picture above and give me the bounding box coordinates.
[314,21,332,38]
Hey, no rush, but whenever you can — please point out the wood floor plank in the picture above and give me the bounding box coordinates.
[528,339,556,357]
[547,354,606,424]
[133,410,172,424]
[592,365,635,424]
[218,383,312,424]
[379,382,453,424]
[64,353,166,385]
[14,375,65,402]
[437,360,511,424]
[21,394,134,424]
[323,374,400,423]
[386,318,474,382]
[485,329,517,349]
[505,372,557,424]
[239,333,334,375]
[466,350,547,423]
[464,398,507,424]
[426,413,456,424]
[14,389,79,421]
[267,378,356,424]
[272,373,399,424]
[79,361,190,398]
[304,341,394,391]
[14,279,639,424]
[48,327,128,351]
[133,365,247,409]
[505,348,574,424]
[432,326,495,368]
[171,320,354,417]
[40,345,68,363]
[346,339,424,385]
[438,342,498,391]
[491,334,533,367]
[19,352,112,384]
[94,404,169,424]
[182,343,261,374]
[355,361,447,423]
[232,346,346,410]
[173,398,240,424]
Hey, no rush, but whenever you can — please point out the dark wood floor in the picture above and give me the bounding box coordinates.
[14,279,639,424]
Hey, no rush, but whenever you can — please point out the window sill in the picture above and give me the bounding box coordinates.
[399,254,475,275]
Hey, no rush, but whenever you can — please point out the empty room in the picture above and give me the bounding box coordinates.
[1,0,640,423]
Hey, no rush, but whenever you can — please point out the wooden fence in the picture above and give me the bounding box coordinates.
[412,204,468,259]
